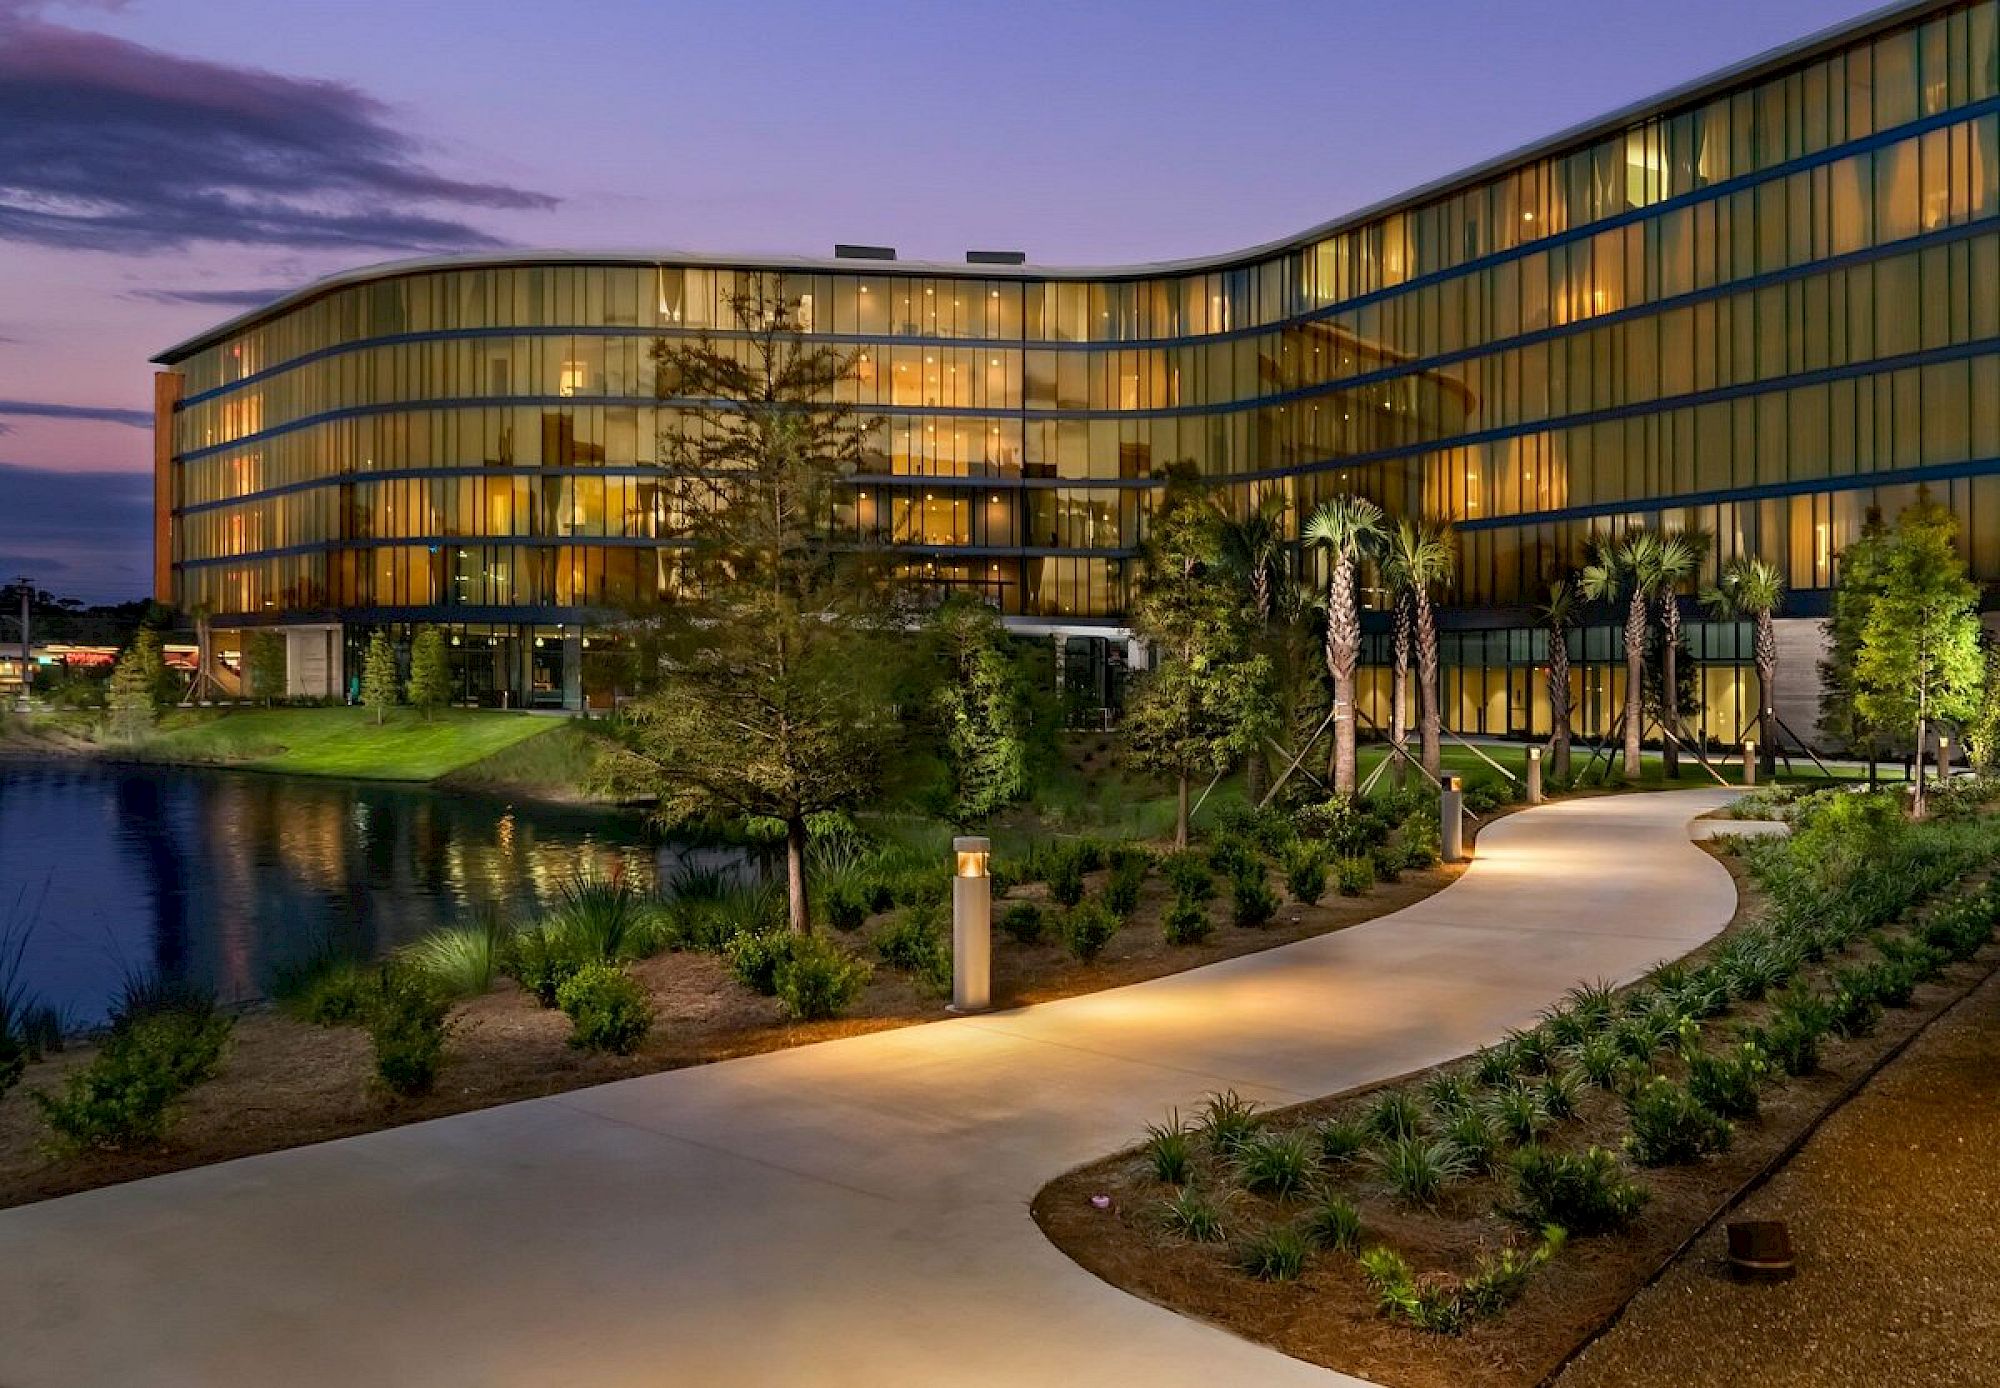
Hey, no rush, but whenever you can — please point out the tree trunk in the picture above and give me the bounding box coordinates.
[1391,597,1411,789]
[1416,591,1441,780]
[1912,715,1928,819]
[786,814,811,934]
[1756,612,1778,777]
[1548,625,1572,781]
[1622,592,1645,780]
[1660,597,1681,779]
[1326,554,1360,796]
[1175,772,1190,848]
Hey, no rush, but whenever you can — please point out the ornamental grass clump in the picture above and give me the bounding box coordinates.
[1623,1076,1731,1166]
[1537,1066,1584,1121]
[557,961,654,1054]
[1143,1111,1195,1184]
[1422,1070,1473,1117]
[1196,1089,1262,1156]
[1485,1082,1553,1146]
[1301,1192,1363,1253]
[1508,1144,1648,1234]
[1442,1108,1500,1172]
[1371,1136,1470,1206]
[1234,1129,1317,1199]
[1366,1088,1425,1143]
[1236,1222,1311,1281]
[1749,985,1833,1076]
[403,909,513,998]
[1160,1187,1225,1242]
[1314,1115,1370,1165]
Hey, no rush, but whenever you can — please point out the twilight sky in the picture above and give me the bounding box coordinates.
[0,0,1884,601]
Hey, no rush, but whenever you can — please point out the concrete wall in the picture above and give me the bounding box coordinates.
[284,624,342,700]
[1768,616,1831,752]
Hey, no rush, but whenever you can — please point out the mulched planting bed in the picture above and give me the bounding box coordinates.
[1036,821,2000,1388]
[0,855,1456,1211]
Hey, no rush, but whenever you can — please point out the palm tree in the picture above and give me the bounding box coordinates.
[1581,529,1663,780]
[1703,555,1786,779]
[1304,495,1385,796]
[1213,490,1289,626]
[1538,577,1577,781]
[1382,518,1455,780]
[1653,529,1708,778]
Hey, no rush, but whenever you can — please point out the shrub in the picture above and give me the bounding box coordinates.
[876,902,951,992]
[1367,1089,1425,1143]
[1358,1245,1464,1334]
[1315,1115,1370,1165]
[367,966,451,1097]
[1827,970,1883,1037]
[32,1005,233,1151]
[1197,1089,1262,1155]
[1045,850,1086,908]
[1207,834,1257,882]
[274,955,375,1026]
[1234,1129,1317,1199]
[999,901,1045,946]
[556,962,654,1054]
[1143,1111,1195,1184]
[1509,1144,1648,1234]
[1282,843,1328,905]
[824,882,869,932]
[1163,895,1214,946]
[1104,855,1148,919]
[1686,1041,1768,1119]
[1302,1193,1363,1253]
[1369,845,1404,883]
[1333,856,1375,897]
[1398,813,1442,870]
[1060,900,1119,962]
[1756,985,1833,1076]
[1462,1228,1566,1318]
[1161,852,1216,902]
[1160,1188,1225,1242]
[1623,1076,1731,1166]
[1231,873,1279,928]
[725,927,794,996]
[1570,1032,1634,1090]
[403,911,512,998]
[1371,1136,1470,1205]
[1236,1223,1311,1281]
[774,935,871,1021]
[505,924,586,1008]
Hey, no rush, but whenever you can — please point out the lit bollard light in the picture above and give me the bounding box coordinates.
[1526,746,1543,805]
[1742,739,1757,787]
[1440,775,1465,863]
[1938,735,1952,782]
[950,836,991,1014]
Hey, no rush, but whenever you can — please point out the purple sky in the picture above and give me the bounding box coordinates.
[0,0,1886,601]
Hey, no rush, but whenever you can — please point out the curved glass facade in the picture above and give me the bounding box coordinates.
[156,0,2000,718]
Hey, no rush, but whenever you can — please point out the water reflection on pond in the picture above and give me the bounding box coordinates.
[0,759,757,1026]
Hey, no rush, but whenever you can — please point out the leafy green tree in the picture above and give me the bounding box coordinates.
[1818,506,1892,763]
[1703,556,1787,777]
[1212,490,1291,800]
[1382,517,1454,780]
[1582,530,1664,780]
[106,629,167,741]
[405,626,452,720]
[1304,496,1386,795]
[1853,499,1983,817]
[1652,529,1707,777]
[1539,577,1577,780]
[1126,468,1272,847]
[595,283,891,934]
[1967,637,2000,777]
[244,630,286,706]
[924,595,1032,822]
[361,631,400,725]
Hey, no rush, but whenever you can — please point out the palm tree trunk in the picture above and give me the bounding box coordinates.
[786,814,811,934]
[1755,611,1778,778]
[1660,597,1681,778]
[1416,590,1441,779]
[1391,596,1411,788]
[1623,592,1646,779]
[1548,626,1572,781]
[1326,553,1360,796]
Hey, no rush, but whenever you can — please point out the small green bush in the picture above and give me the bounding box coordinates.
[999,901,1045,945]
[1509,1144,1648,1234]
[505,924,586,1008]
[1332,855,1375,897]
[824,882,869,932]
[1755,985,1833,1076]
[725,927,793,997]
[1358,1245,1465,1334]
[31,1007,233,1151]
[1686,1041,1768,1119]
[1231,873,1279,928]
[1369,845,1404,883]
[1282,843,1328,905]
[556,961,654,1054]
[1623,1076,1731,1166]
[1207,834,1257,882]
[1398,813,1442,869]
[1163,894,1214,946]
[1197,1089,1262,1155]
[774,935,870,1021]
[876,902,951,992]
[1104,854,1148,919]
[1160,852,1216,902]
[278,958,376,1026]
[1302,1193,1363,1252]
[1045,850,1086,908]
[1236,1222,1311,1281]
[1143,1111,1195,1184]
[367,966,451,1097]
[1234,1129,1317,1199]
[1160,1187,1225,1242]
[1060,900,1119,962]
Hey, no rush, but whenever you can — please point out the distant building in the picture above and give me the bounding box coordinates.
[154,0,2000,735]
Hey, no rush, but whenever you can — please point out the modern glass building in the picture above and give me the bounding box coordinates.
[155,0,1999,734]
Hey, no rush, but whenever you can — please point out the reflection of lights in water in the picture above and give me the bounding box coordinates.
[497,811,515,854]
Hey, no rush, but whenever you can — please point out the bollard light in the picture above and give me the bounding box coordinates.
[1742,739,1757,787]
[950,836,992,1014]
[1440,774,1465,863]
[1526,746,1544,805]
[1938,736,1952,780]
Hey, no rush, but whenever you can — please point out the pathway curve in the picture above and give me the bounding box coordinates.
[0,789,1739,1387]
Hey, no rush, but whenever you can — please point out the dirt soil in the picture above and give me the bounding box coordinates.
[1034,851,2000,1388]
[0,856,1458,1212]
[1558,968,2000,1388]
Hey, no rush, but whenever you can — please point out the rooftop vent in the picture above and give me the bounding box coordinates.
[966,250,1026,265]
[834,244,897,261]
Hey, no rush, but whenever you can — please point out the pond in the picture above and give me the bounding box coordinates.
[0,758,756,1027]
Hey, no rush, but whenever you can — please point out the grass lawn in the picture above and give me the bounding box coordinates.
[141,706,562,781]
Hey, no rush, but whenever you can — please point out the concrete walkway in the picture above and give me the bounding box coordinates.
[0,789,1739,1388]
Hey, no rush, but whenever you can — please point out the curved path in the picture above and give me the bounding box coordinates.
[0,789,1738,1387]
